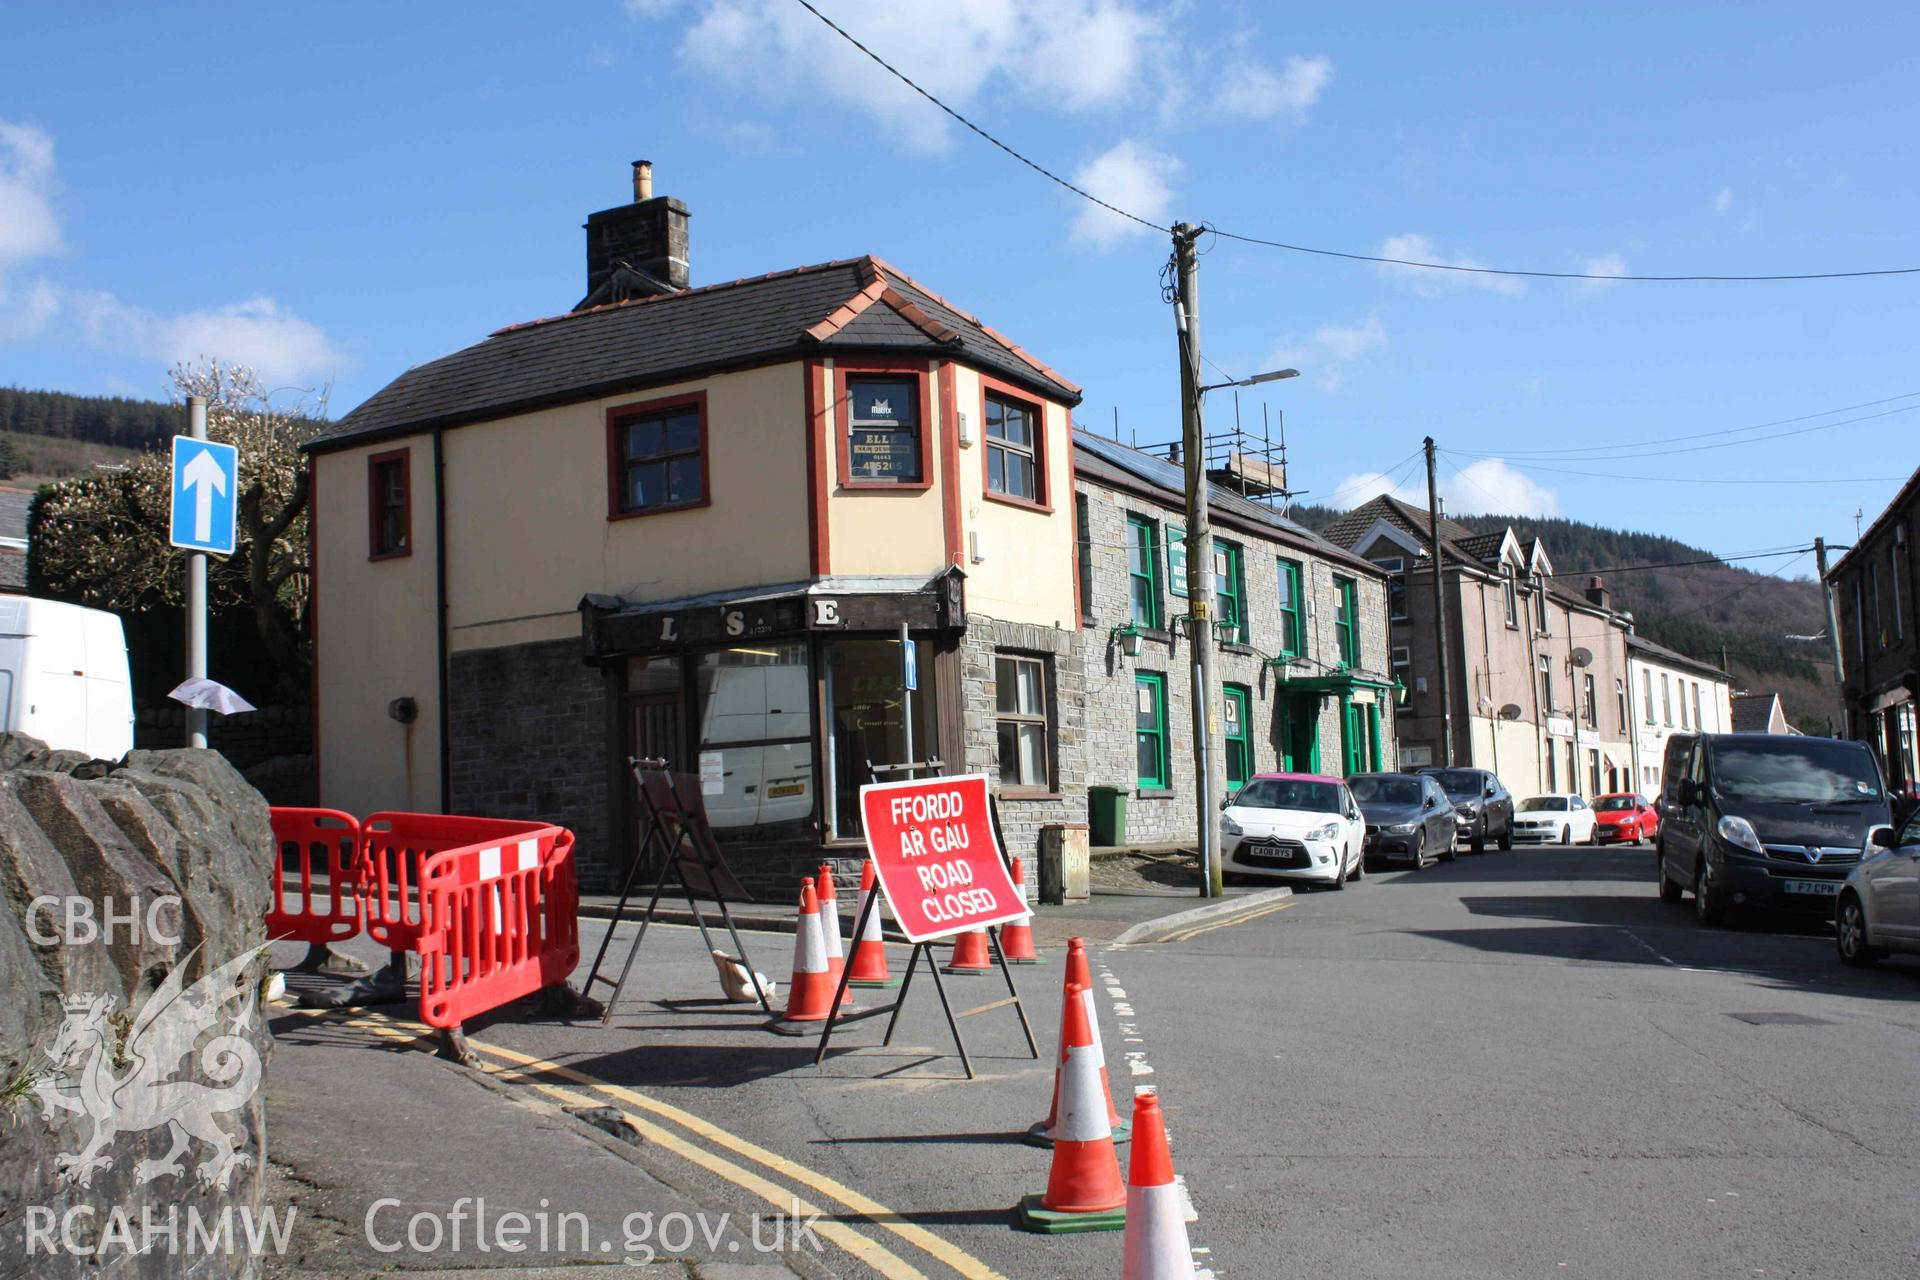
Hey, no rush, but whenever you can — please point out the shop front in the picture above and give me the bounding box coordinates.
[580,570,967,884]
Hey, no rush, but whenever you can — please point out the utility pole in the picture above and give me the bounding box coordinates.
[1172,222,1220,898]
[185,394,209,749]
[1424,437,1454,766]
[1814,536,1848,733]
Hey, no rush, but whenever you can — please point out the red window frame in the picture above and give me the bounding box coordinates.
[979,374,1049,512]
[366,447,411,560]
[605,390,712,521]
[834,359,933,491]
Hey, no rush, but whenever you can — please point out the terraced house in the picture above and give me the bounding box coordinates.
[1068,436,1398,844]
[304,163,1395,889]
[1323,495,1634,800]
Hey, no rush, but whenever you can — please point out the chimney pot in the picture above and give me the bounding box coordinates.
[632,160,653,202]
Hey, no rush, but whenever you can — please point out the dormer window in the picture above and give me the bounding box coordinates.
[1535,576,1550,633]
[1502,568,1518,628]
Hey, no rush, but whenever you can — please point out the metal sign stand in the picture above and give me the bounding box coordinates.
[579,758,775,1023]
[810,758,1039,1079]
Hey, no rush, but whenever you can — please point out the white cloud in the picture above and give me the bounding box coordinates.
[622,0,682,15]
[0,121,62,268]
[1442,457,1561,516]
[0,121,344,383]
[1375,232,1527,297]
[676,2,1320,150]
[1327,456,1560,517]
[1264,313,1386,390]
[1068,139,1179,249]
[0,278,59,340]
[1213,53,1332,119]
[73,292,343,386]
[1577,253,1627,293]
[1714,185,1733,214]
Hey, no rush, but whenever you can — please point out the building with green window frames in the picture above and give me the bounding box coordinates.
[1073,430,1398,845]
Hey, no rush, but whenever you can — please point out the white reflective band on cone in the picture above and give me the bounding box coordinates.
[1053,1043,1112,1143]
[858,887,884,940]
[1123,1181,1194,1280]
[1080,987,1107,1071]
[792,909,826,974]
[820,893,844,960]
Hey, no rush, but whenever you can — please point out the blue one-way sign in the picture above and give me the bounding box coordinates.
[169,435,238,555]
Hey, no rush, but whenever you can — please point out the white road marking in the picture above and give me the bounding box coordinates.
[1095,955,1218,1275]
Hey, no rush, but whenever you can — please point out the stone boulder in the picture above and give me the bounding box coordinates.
[0,733,276,1280]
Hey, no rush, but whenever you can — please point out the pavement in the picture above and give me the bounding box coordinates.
[261,842,1920,1278]
[261,871,1271,1278]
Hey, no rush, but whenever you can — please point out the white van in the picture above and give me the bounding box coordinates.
[0,597,134,760]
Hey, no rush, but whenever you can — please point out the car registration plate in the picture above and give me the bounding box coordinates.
[1782,879,1842,896]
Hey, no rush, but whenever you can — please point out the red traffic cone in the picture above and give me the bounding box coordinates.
[1017,981,1127,1233]
[942,927,993,975]
[846,862,897,987]
[1122,1091,1194,1279]
[1028,937,1123,1146]
[1000,857,1040,964]
[767,883,835,1033]
[815,866,852,1006]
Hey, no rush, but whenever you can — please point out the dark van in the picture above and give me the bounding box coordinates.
[1657,733,1892,925]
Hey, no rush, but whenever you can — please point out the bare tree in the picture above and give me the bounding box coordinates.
[32,361,322,696]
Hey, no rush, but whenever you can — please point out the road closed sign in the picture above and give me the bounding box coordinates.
[859,774,1031,943]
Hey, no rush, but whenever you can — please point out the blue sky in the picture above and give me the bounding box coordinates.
[4,1,1916,566]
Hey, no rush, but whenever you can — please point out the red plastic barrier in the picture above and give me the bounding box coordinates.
[416,823,580,1030]
[266,807,581,1032]
[266,808,364,946]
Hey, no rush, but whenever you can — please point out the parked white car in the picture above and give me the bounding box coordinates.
[1512,794,1597,846]
[1836,809,1920,967]
[1221,772,1367,888]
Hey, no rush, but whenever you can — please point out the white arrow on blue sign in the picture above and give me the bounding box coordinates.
[169,435,239,555]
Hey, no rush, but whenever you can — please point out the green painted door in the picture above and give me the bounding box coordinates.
[1223,685,1252,788]
[1278,693,1320,773]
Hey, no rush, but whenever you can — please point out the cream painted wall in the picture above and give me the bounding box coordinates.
[948,363,1078,629]
[443,363,810,637]
[819,356,948,579]
[313,435,443,817]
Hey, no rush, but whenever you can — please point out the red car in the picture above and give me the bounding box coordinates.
[1591,793,1659,845]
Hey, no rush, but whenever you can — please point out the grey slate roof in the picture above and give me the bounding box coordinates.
[0,551,22,593]
[1730,692,1784,733]
[0,486,32,543]
[1073,430,1382,575]
[311,257,1080,451]
[1625,632,1731,682]
[1320,493,1479,556]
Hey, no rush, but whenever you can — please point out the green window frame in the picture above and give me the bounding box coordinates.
[1126,516,1161,629]
[1166,525,1189,598]
[1214,540,1246,644]
[1135,672,1169,790]
[1276,558,1304,656]
[1223,684,1252,788]
[1334,576,1359,668]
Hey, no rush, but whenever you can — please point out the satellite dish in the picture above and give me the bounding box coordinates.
[1498,703,1524,721]
[1570,647,1593,668]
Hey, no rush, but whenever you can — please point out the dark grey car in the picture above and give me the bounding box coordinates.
[1418,766,1515,852]
[1351,772,1458,869]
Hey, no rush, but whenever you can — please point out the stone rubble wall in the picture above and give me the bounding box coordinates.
[0,734,274,1280]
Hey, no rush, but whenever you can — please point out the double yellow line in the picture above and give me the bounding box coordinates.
[320,1011,1007,1280]
[1158,898,1295,944]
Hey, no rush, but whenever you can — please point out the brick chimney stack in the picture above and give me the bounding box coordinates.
[577,160,689,309]
[1585,575,1610,611]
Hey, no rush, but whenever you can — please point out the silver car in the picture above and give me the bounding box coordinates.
[1836,808,1920,967]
